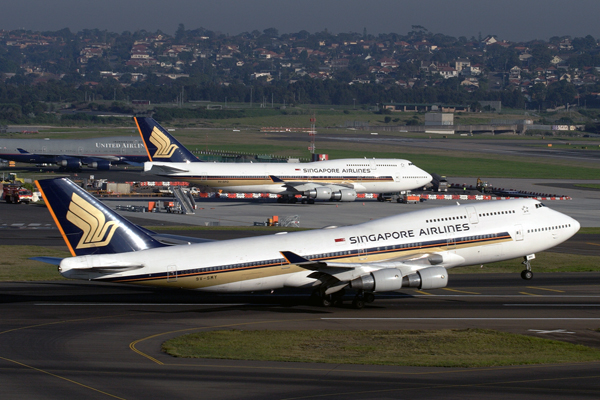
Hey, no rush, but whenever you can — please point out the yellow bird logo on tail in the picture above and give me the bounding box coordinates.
[149,126,179,158]
[67,193,119,249]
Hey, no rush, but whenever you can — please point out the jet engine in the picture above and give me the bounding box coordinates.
[330,189,357,202]
[89,160,112,170]
[350,268,402,292]
[58,158,82,170]
[350,266,448,293]
[304,187,333,200]
[401,266,448,290]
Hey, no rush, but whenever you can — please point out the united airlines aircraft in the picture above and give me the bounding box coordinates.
[0,136,148,170]
[135,117,432,203]
[35,178,579,308]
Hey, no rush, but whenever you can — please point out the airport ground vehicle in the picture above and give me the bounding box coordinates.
[3,185,33,204]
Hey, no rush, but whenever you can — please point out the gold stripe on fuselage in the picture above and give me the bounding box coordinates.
[107,235,513,289]
[182,177,394,188]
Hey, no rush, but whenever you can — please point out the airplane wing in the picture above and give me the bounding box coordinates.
[280,251,452,295]
[17,149,121,162]
[269,176,354,192]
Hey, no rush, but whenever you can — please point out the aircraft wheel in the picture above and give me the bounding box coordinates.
[521,270,533,280]
[364,292,375,303]
[301,199,307,204]
[352,297,365,309]
[321,295,334,307]
[289,197,298,204]
[307,199,315,204]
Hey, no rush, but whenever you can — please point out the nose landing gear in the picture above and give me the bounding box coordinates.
[521,254,535,280]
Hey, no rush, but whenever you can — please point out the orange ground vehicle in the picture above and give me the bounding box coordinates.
[3,185,33,204]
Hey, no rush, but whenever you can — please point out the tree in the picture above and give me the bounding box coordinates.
[175,23,187,43]
[263,28,279,38]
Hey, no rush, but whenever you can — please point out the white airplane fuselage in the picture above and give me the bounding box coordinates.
[144,158,432,194]
[60,199,580,293]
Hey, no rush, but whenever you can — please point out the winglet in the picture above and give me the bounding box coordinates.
[17,148,30,154]
[133,117,201,163]
[280,251,311,265]
[269,175,285,183]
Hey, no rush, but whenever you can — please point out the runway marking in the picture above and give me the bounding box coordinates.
[0,355,126,400]
[526,286,565,293]
[505,304,600,307]
[413,290,434,295]
[520,292,542,296]
[529,329,575,334]
[0,313,136,335]
[441,288,481,295]
[35,303,255,306]
[585,242,600,247]
[321,318,600,320]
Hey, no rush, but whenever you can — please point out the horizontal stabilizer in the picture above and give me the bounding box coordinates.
[17,148,30,154]
[30,256,63,266]
[71,265,144,273]
[144,163,190,174]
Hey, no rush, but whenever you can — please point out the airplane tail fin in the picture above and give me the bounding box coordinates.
[134,117,201,163]
[35,178,167,257]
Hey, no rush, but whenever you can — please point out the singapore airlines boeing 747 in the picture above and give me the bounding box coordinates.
[135,117,432,203]
[35,178,579,308]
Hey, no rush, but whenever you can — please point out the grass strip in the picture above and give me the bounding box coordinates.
[0,245,69,281]
[574,184,600,190]
[162,329,600,367]
[450,252,600,274]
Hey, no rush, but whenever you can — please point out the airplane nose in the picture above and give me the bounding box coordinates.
[420,170,433,185]
[571,218,581,234]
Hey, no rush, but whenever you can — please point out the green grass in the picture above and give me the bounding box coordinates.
[451,252,600,274]
[0,245,69,281]
[579,227,600,234]
[162,329,600,367]
[575,184,600,190]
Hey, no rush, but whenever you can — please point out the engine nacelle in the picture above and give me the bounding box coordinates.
[305,187,333,200]
[402,266,448,290]
[350,268,402,292]
[89,160,112,170]
[330,189,357,202]
[58,158,82,170]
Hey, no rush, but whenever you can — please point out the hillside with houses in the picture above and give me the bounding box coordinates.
[1,26,600,125]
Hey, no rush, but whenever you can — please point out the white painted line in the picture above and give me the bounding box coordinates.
[529,329,575,334]
[505,304,600,307]
[35,303,256,306]
[321,318,600,321]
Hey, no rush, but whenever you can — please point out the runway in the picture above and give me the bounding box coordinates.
[2,170,600,398]
[2,274,600,399]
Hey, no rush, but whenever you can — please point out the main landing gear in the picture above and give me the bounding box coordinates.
[277,195,315,204]
[521,254,534,280]
[351,291,376,309]
[312,288,375,309]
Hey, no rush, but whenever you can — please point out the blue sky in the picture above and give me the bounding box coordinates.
[3,0,600,42]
